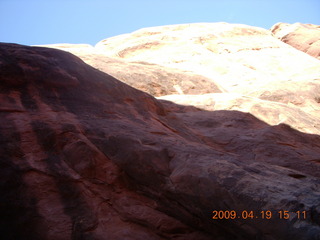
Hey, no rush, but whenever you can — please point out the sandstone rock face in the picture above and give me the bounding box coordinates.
[271,22,320,60]
[94,22,320,135]
[158,93,320,135]
[2,22,320,240]
[41,23,320,136]
[36,44,223,97]
[1,41,320,240]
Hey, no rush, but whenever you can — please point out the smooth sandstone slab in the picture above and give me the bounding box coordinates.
[95,22,320,100]
[94,22,320,135]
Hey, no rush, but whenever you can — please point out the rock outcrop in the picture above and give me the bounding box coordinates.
[41,23,320,135]
[271,22,320,60]
[36,44,223,97]
[1,22,320,240]
[94,22,320,135]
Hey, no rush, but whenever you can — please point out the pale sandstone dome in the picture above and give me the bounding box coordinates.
[271,22,320,60]
[42,22,320,135]
[37,44,223,96]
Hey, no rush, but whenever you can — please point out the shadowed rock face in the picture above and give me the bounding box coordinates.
[1,42,320,240]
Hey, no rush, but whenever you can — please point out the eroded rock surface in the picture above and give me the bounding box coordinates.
[40,23,320,138]
[36,44,222,97]
[1,41,320,240]
[92,22,320,135]
[271,22,320,60]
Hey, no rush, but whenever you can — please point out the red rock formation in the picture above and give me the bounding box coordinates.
[1,41,320,240]
[271,22,320,60]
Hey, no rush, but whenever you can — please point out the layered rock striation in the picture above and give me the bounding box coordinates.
[271,22,320,60]
[1,22,320,240]
[42,22,320,135]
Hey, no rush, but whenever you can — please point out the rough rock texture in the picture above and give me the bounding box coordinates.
[2,22,320,240]
[1,41,320,240]
[36,44,222,97]
[271,22,320,60]
[0,43,219,240]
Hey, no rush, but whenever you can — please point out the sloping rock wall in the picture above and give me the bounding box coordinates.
[42,23,320,135]
[271,22,320,60]
[1,42,320,240]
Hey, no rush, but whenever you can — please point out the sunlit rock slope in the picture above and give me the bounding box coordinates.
[1,22,320,240]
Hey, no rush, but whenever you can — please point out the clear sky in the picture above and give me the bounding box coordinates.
[1,0,319,46]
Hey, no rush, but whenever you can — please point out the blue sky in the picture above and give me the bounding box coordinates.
[1,0,319,46]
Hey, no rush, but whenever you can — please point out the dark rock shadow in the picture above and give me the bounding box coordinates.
[1,43,320,240]
[0,113,45,240]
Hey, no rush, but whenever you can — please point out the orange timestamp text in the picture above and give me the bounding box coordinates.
[212,210,307,220]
